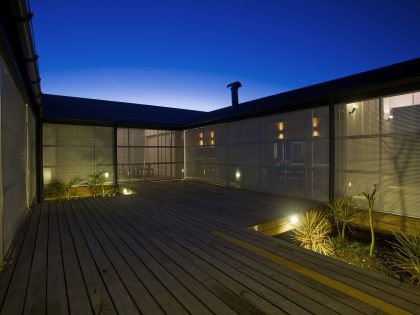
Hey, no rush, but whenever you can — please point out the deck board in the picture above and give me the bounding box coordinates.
[0,180,419,314]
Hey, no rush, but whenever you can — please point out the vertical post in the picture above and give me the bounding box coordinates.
[183,130,186,180]
[328,99,335,200]
[36,114,43,202]
[113,126,118,189]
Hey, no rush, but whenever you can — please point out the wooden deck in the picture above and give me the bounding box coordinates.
[0,180,419,315]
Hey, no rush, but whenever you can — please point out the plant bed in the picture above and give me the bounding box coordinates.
[275,225,418,286]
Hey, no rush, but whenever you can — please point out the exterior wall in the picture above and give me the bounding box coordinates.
[42,123,115,187]
[335,91,420,218]
[0,52,37,259]
[185,106,330,201]
[117,128,184,182]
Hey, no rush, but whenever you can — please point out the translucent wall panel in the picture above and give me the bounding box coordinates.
[335,92,420,218]
[117,128,183,182]
[42,124,114,186]
[1,53,37,258]
[185,106,330,201]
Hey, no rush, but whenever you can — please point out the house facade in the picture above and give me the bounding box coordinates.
[1,0,420,264]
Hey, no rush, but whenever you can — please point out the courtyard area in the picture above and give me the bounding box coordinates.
[0,181,419,314]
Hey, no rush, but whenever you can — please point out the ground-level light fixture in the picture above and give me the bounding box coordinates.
[235,170,241,180]
[122,188,129,195]
[289,215,299,225]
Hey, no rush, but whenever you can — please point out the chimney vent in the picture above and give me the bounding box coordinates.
[227,81,242,110]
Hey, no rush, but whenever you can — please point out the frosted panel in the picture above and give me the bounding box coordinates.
[185,106,330,201]
[335,91,420,218]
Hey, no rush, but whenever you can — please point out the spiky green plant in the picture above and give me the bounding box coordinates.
[292,210,333,256]
[327,196,354,239]
[362,185,377,257]
[391,229,420,287]
[47,179,66,199]
[87,172,107,198]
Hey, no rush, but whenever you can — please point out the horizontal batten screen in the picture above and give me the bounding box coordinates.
[27,109,37,206]
[1,54,30,255]
[185,106,330,202]
[117,128,184,182]
[335,91,420,218]
[42,124,114,188]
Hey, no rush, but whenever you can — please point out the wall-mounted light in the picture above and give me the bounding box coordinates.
[278,133,284,140]
[278,121,285,139]
[235,170,241,180]
[348,103,359,115]
[104,171,109,179]
[312,130,320,137]
[312,117,319,128]
[199,132,204,146]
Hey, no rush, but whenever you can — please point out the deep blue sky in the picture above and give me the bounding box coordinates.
[31,0,420,111]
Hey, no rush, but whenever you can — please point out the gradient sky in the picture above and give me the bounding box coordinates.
[31,0,420,111]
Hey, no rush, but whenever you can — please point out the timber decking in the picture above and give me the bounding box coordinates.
[0,181,419,315]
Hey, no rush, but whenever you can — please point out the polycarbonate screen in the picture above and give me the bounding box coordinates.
[335,91,420,218]
[185,106,330,201]
[117,128,183,182]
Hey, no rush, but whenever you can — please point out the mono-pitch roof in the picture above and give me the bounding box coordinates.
[42,94,205,129]
[42,57,420,129]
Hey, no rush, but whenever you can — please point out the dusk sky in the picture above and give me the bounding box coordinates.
[31,0,420,111]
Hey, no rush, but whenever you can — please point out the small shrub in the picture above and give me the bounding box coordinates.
[87,172,107,198]
[327,196,354,239]
[391,229,420,287]
[47,177,81,200]
[292,210,333,256]
[362,185,377,257]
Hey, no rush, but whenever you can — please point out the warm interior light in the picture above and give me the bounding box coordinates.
[199,132,203,138]
[278,122,284,131]
[312,117,319,128]
[278,133,284,140]
[290,215,299,225]
[210,131,214,138]
[348,103,359,115]
[235,170,241,180]
[199,139,204,146]
[312,130,320,137]
[210,139,215,145]
[104,171,109,179]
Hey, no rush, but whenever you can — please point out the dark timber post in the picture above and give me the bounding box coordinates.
[328,99,335,200]
[227,81,242,110]
[113,126,118,189]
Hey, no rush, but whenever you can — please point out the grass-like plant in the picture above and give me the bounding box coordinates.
[292,210,333,256]
[327,196,354,239]
[87,172,107,198]
[391,229,420,287]
[48,177,81,200]
[362,185,377,257]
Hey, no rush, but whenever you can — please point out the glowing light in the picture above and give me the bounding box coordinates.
[348,103,359,115]
[278,121,284,131]
[348,181,352,188]
[210,139,215,145]
[199,139,204,146]
[199,132,203,138]
[181,168,184,173]
[278,133,284,140]
[312,117,319,128]
[312,130,320,137]
[122,188,129,195]
[104,172,109,179]
[290,215,299,225]
[235,170,241,180]
[210,131,215,138]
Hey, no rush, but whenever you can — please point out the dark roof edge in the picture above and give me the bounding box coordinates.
[184,57,420,128]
